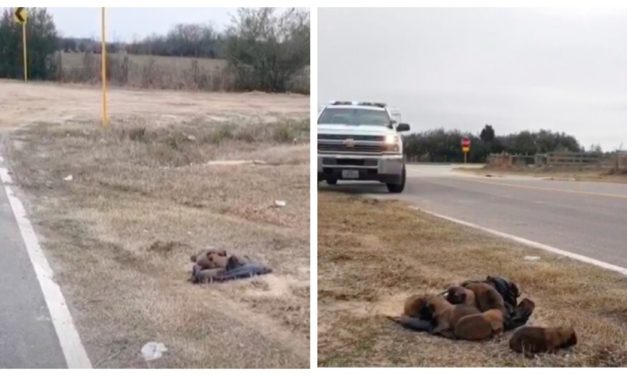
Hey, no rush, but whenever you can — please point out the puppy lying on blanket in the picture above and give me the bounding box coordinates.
[390,295,503,340]
[388,275,533,333]
[190,249,272,283]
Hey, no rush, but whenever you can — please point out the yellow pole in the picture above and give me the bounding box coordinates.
[101,7,108,128]
[22,22,27,82]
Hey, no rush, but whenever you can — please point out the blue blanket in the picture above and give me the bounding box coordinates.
[211,263,273,282]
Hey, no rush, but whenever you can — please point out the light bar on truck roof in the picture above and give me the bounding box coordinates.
[328,101,387,108]
[328,100,353,106]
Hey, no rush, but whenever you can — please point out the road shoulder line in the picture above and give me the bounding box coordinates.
[410,206,627,276]
[0,162,92,368]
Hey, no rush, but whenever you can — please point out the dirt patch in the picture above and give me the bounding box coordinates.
[318,192,627,367]
[0,82,309,368]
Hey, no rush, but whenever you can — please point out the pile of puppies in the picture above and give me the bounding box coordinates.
[189,247,272,284]
[388,276,577,357]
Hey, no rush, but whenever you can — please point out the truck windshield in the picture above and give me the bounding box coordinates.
[318,108,391,126]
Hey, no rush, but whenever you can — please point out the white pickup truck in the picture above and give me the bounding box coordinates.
[317,101,410,193]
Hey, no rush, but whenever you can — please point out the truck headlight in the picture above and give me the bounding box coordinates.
[384,135,399,144]
[383,135,401,153]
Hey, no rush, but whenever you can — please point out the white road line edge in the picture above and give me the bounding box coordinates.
[410,206,627,277]
[0,165,92,368]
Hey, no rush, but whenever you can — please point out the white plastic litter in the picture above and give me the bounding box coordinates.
[274,200,286,207]
[524,256,541,261]
[141,341,168,361]
[63,175,73,181]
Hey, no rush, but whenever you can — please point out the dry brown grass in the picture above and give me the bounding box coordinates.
[318,192,627,367]
[459,165,627,184]
[1,86,309,367]
[56,52,231,91]
[54,52,310,94]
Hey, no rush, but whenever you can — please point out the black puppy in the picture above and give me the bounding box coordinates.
[487,275,520,309]
[462,275,533,331]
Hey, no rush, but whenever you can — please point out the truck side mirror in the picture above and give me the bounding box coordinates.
[397,123,410,132]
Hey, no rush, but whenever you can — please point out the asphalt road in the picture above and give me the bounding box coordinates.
[0,181,66,367]
[320,164,627,269]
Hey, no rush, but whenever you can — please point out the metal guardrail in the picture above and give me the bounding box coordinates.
[487,152,627,170]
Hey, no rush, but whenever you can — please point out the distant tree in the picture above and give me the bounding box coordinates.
[60,37,76,52]
[0,8,58,80]
[403,127,582,163]
[225,7,310,92]
[125,23,224,58]
[480,124,495,143]
[511,130,536,155]
[589,144,603,153]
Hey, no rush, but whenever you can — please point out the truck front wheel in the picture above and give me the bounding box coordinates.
[386,166,406,193]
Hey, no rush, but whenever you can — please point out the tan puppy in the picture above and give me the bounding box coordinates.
[509,326,577,356]
[446,286,476,306]
[462,282,506,313]
[482,309,504,335]
[427,295,482,337]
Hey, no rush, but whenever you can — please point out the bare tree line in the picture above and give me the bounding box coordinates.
[0,7,310,93]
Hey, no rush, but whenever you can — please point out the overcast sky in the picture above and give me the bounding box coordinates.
[19,8,238,41]
[319,8,627,151]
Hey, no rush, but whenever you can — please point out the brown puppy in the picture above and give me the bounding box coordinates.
[190,248,227,262]
[427,295,482,338]
[403,294,431,318]
[191,249,228,269]
[453,313,494,341]
[452,308,503,340]
[516,298,535,318]
[446,286,476,306]
[462,282,506,313]
[509,326,577,356]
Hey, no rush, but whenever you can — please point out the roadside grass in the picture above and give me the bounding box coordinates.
[318,192,627,367]
[4,116,310,368]
[456,165,627,184]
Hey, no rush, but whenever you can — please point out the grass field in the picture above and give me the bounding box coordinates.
[0,80,310,368]
[318,192,627,367]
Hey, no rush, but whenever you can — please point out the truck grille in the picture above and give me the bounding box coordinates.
[318,134,385,142]
[318,133,392,154]
[318,143,385,154]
